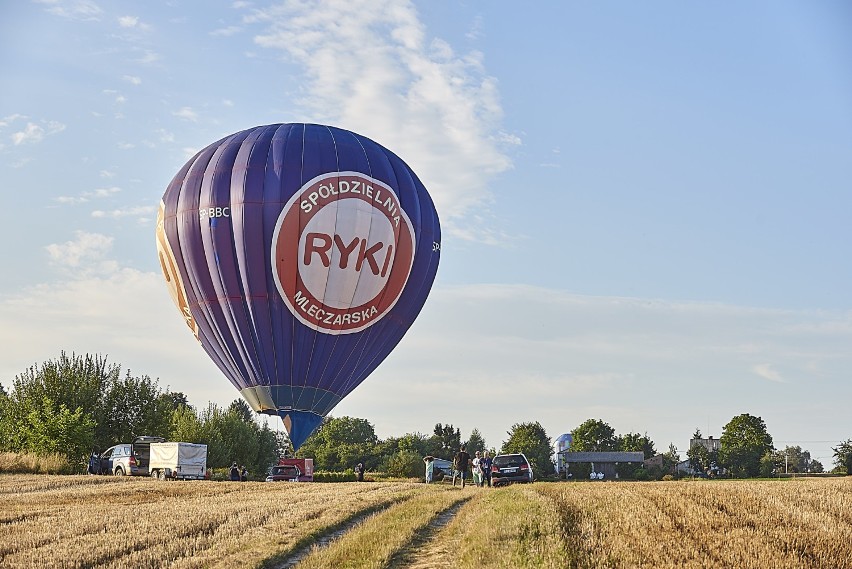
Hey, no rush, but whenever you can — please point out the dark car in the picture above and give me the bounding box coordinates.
[98,436,165,476]
[266,464,302,482]
[491,453,534,486]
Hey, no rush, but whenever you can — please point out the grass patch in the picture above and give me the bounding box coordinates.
[292,486,467,569]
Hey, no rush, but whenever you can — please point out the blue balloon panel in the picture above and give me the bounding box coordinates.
[157,123,441,450]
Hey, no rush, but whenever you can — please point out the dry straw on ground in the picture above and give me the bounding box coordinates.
[1,475,849,568]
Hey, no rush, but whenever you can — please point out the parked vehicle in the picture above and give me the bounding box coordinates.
[98,436,165,476]
[274,458,314,482]
[491,453,534,486]
[266,463,302,482]
[431,458,453,481]
[149,442,208,480]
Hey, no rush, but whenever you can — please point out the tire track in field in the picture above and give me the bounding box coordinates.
[263,500,399,569]
[387,496,472,569]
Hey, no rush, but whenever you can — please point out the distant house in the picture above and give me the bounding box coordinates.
[558,451,645,479]
[690,436,720,453]
[643,454,664,470]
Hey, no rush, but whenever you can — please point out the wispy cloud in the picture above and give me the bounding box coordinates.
[91,205,156,219]
[753,363,784,383]
[135,50,161,65]
[123,75,142,85]
[45,231,115,274]
[211,26,242,37]
[36,0,103,21]
[249,0,517,241]
[56,186,122,205]
[172,107,199,122]
[10,121,65,145]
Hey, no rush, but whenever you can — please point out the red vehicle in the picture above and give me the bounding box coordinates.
[275,458,314,482]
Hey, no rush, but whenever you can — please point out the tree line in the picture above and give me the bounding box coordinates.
[2,352,851,479]
[295,417,556,478]
[0,352,282,476]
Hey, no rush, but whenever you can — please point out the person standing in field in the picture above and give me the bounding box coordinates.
[355,462,365,482]
[452,446,471,488]
[229,461,240,481]
[424,456,434,483]
[480,450,493,487]
[472,451,482,487]
[240,465,248,481]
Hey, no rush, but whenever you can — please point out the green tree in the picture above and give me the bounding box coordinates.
[3,353,119,452]
[384,449,423,478]
[662,443,681,474]
[464,428,487,454]
[296,416,378,471]
[615,432,656,479]
[21,396,95,464]
[431,423,461,460]
[686,429,718,475]
[833,439,852,475]
[719,414,774,478]
[502,421,555,476]
[97,372,172,445]
[569,419,617,452]
[170,405,205,443]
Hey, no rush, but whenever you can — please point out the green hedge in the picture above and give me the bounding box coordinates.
[313,470,357,482]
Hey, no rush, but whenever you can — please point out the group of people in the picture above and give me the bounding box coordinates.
[229,462,249,481]
[423,446,493,488]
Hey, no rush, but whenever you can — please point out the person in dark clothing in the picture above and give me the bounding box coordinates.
[355,462,365,482]
[452,446,471,488]
[229,461,240,481]
[480,450,493,487]
[240,465,248,481]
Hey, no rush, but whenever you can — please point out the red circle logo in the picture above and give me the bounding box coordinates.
[272,172,415,334]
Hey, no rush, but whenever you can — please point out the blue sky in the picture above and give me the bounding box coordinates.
[2,0,851,466]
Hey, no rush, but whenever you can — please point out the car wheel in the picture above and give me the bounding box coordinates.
[114,467,125,476]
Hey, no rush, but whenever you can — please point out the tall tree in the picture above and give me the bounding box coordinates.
[719,413,774,478]
[296,416,379,471]
[569,419,618,452]
[431,423,462,460]
[464,428,487,454]
[617,432,656,459]
[833,439,852,475]
[502,421,555,476]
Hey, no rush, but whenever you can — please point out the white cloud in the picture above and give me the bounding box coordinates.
[45,231,115,273]
[10,120,64,145]
[173,107,199,122]
[249,0,515,241]
[136,50,161,65]
[123,75,142,85]
[36,0,103,21]
[211,26,242,37]
[118,15,138,27]
[753,363,784,383]
[91,205,156,219]
[0,114,27,128]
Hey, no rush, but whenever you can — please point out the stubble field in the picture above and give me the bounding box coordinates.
[1,475,849,568]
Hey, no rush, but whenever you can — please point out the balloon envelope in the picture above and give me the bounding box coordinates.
[156,123,441,450]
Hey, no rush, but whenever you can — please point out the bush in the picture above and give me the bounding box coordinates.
[313,470,357,482]
[384,449,423,479]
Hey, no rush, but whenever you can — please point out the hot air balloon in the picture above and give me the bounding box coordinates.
[156,123,440,450]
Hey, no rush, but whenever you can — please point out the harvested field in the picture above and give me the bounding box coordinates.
[1,475,850,568]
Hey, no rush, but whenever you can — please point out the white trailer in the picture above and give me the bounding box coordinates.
[149,442,208,480]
